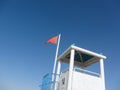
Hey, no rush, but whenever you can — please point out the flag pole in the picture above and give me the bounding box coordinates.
[52,34,61,87]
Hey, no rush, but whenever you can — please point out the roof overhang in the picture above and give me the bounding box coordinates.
[58,45,107,67]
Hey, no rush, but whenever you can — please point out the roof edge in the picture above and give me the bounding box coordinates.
[58,45,107,61]
[71,45,107,59]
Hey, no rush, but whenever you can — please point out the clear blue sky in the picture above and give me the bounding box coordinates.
[0,0,120,90]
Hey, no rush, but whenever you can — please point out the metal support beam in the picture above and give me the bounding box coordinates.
[100,58,106,90]
[54,60,61,90]
[67,49,75,90]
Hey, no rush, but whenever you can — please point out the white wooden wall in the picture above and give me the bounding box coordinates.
[72,71,102,90]
[58,71,103,90]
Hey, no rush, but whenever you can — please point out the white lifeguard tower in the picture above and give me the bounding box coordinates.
[55,45,107,90]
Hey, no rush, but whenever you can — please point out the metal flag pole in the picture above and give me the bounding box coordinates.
[51,34,61,89]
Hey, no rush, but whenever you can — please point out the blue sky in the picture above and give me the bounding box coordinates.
[0,0,120,90]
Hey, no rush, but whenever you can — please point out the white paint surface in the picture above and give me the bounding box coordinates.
[58,71,104,90]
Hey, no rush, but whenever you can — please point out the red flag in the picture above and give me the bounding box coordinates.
[46,36,58,44]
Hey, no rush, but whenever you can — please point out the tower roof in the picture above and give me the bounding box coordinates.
[58,45,107,67]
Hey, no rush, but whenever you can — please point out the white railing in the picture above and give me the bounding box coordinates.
[74,68,100,77]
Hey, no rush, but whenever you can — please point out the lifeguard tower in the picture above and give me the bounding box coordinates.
[55,45,107,90]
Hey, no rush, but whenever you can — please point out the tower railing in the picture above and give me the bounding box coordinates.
[74,68,100,77]
[40,73,55,90]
